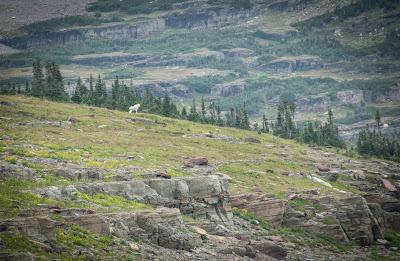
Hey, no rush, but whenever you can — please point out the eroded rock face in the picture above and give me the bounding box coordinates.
[3,20,166,49]
[165,7,257,29]
[37,175,233,225]
[0,162,34,180]
[231,193,287,227]
[0,217,56,243]
[336,90,364,105]
[284,194,384,246]
[0,208,202,251]
[211,83,245,97]
[257,56,324,73]
[295,94,331,113]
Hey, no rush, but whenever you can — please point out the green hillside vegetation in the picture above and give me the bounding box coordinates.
[0,95,355,202]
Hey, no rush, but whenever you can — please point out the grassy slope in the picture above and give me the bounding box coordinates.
[2,95,400,260]
[0,95,352,197]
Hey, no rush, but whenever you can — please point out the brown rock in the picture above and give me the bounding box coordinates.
[288,193,299,200]
[316,164,330,172]
[381,178,397,192]
[235,234,251,241]
[231,193,287,227]
[184,157,208,168]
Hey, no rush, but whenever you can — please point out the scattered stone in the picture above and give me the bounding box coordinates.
[281,170,290,176]
[235,234,251,241]
[266,235,283,242]
[0,162,34,180]
[316,164,330,172]
[127,155,135,160]
[0,101,16,106]
[377,239,388,245]
[190,226,207,236]
[129,242,140,251]
[156,172,172,179]
[381,179,397,192]
[288,193,299,200]
[320,172,339,182]
[67,116,77,124]
[184,157,208,168]
[252,241,287,260]
[243,137,261,144]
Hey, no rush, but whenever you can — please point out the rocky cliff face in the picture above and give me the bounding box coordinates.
[1,5,260,49]
[2,20,166,49]
[165,6,258,29]
[257,56,324,73]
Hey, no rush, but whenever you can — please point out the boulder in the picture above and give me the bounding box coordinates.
[184,157,208,168]
[0,162,34,180]
[231,193,287,227]
[252,241,287,260]
[0,217,56,243]
[381,179,397,192]
[316,164,330,172]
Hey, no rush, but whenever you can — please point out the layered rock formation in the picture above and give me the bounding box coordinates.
[257,56,324,73]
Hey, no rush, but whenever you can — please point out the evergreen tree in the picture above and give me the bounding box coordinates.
[188,98,199,122]
[31,59,45,98]
[25,80,30,94]
[201,97,206,122]
[44,62,67,101]
[262,114,269,133]
[162,92,172,116]
[216,105,224,126]
[94,75,107,107]
[375,110,381,127]
[71,85,82,104]
[181,106,188,119]
[111,76,121,109]
[241,105,250,130]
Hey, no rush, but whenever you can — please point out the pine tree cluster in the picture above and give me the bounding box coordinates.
[357,129,400,162]
[270,100,346,149]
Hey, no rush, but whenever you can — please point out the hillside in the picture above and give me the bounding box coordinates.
[0,0,399,143]
[0,95,400,260]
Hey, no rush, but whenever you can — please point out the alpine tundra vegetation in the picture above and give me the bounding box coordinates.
[0,0,400,260]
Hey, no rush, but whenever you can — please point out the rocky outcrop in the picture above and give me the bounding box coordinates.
[220,48,254,57]
[211,83,245,97]
[336,90,364,105]
[37,175,233,225]
[295,94,331,112]
[284,194,384,246]
[0,161,34,180]
[231,193,287,227]
[165,7,258,29]
[2,19,166,49]
[71,53,152,67]
[257,56,324,73]
[0,207,202,251]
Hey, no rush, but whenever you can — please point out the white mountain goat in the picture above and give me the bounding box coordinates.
[129,104,141,113]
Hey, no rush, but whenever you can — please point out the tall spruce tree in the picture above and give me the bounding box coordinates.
[31,59,45,98]
[375,110,381,127]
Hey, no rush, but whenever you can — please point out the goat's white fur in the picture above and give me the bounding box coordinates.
[129,104,141,113]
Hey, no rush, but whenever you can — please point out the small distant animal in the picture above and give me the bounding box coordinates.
[129,104,141,113]
[383,123,389,128]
